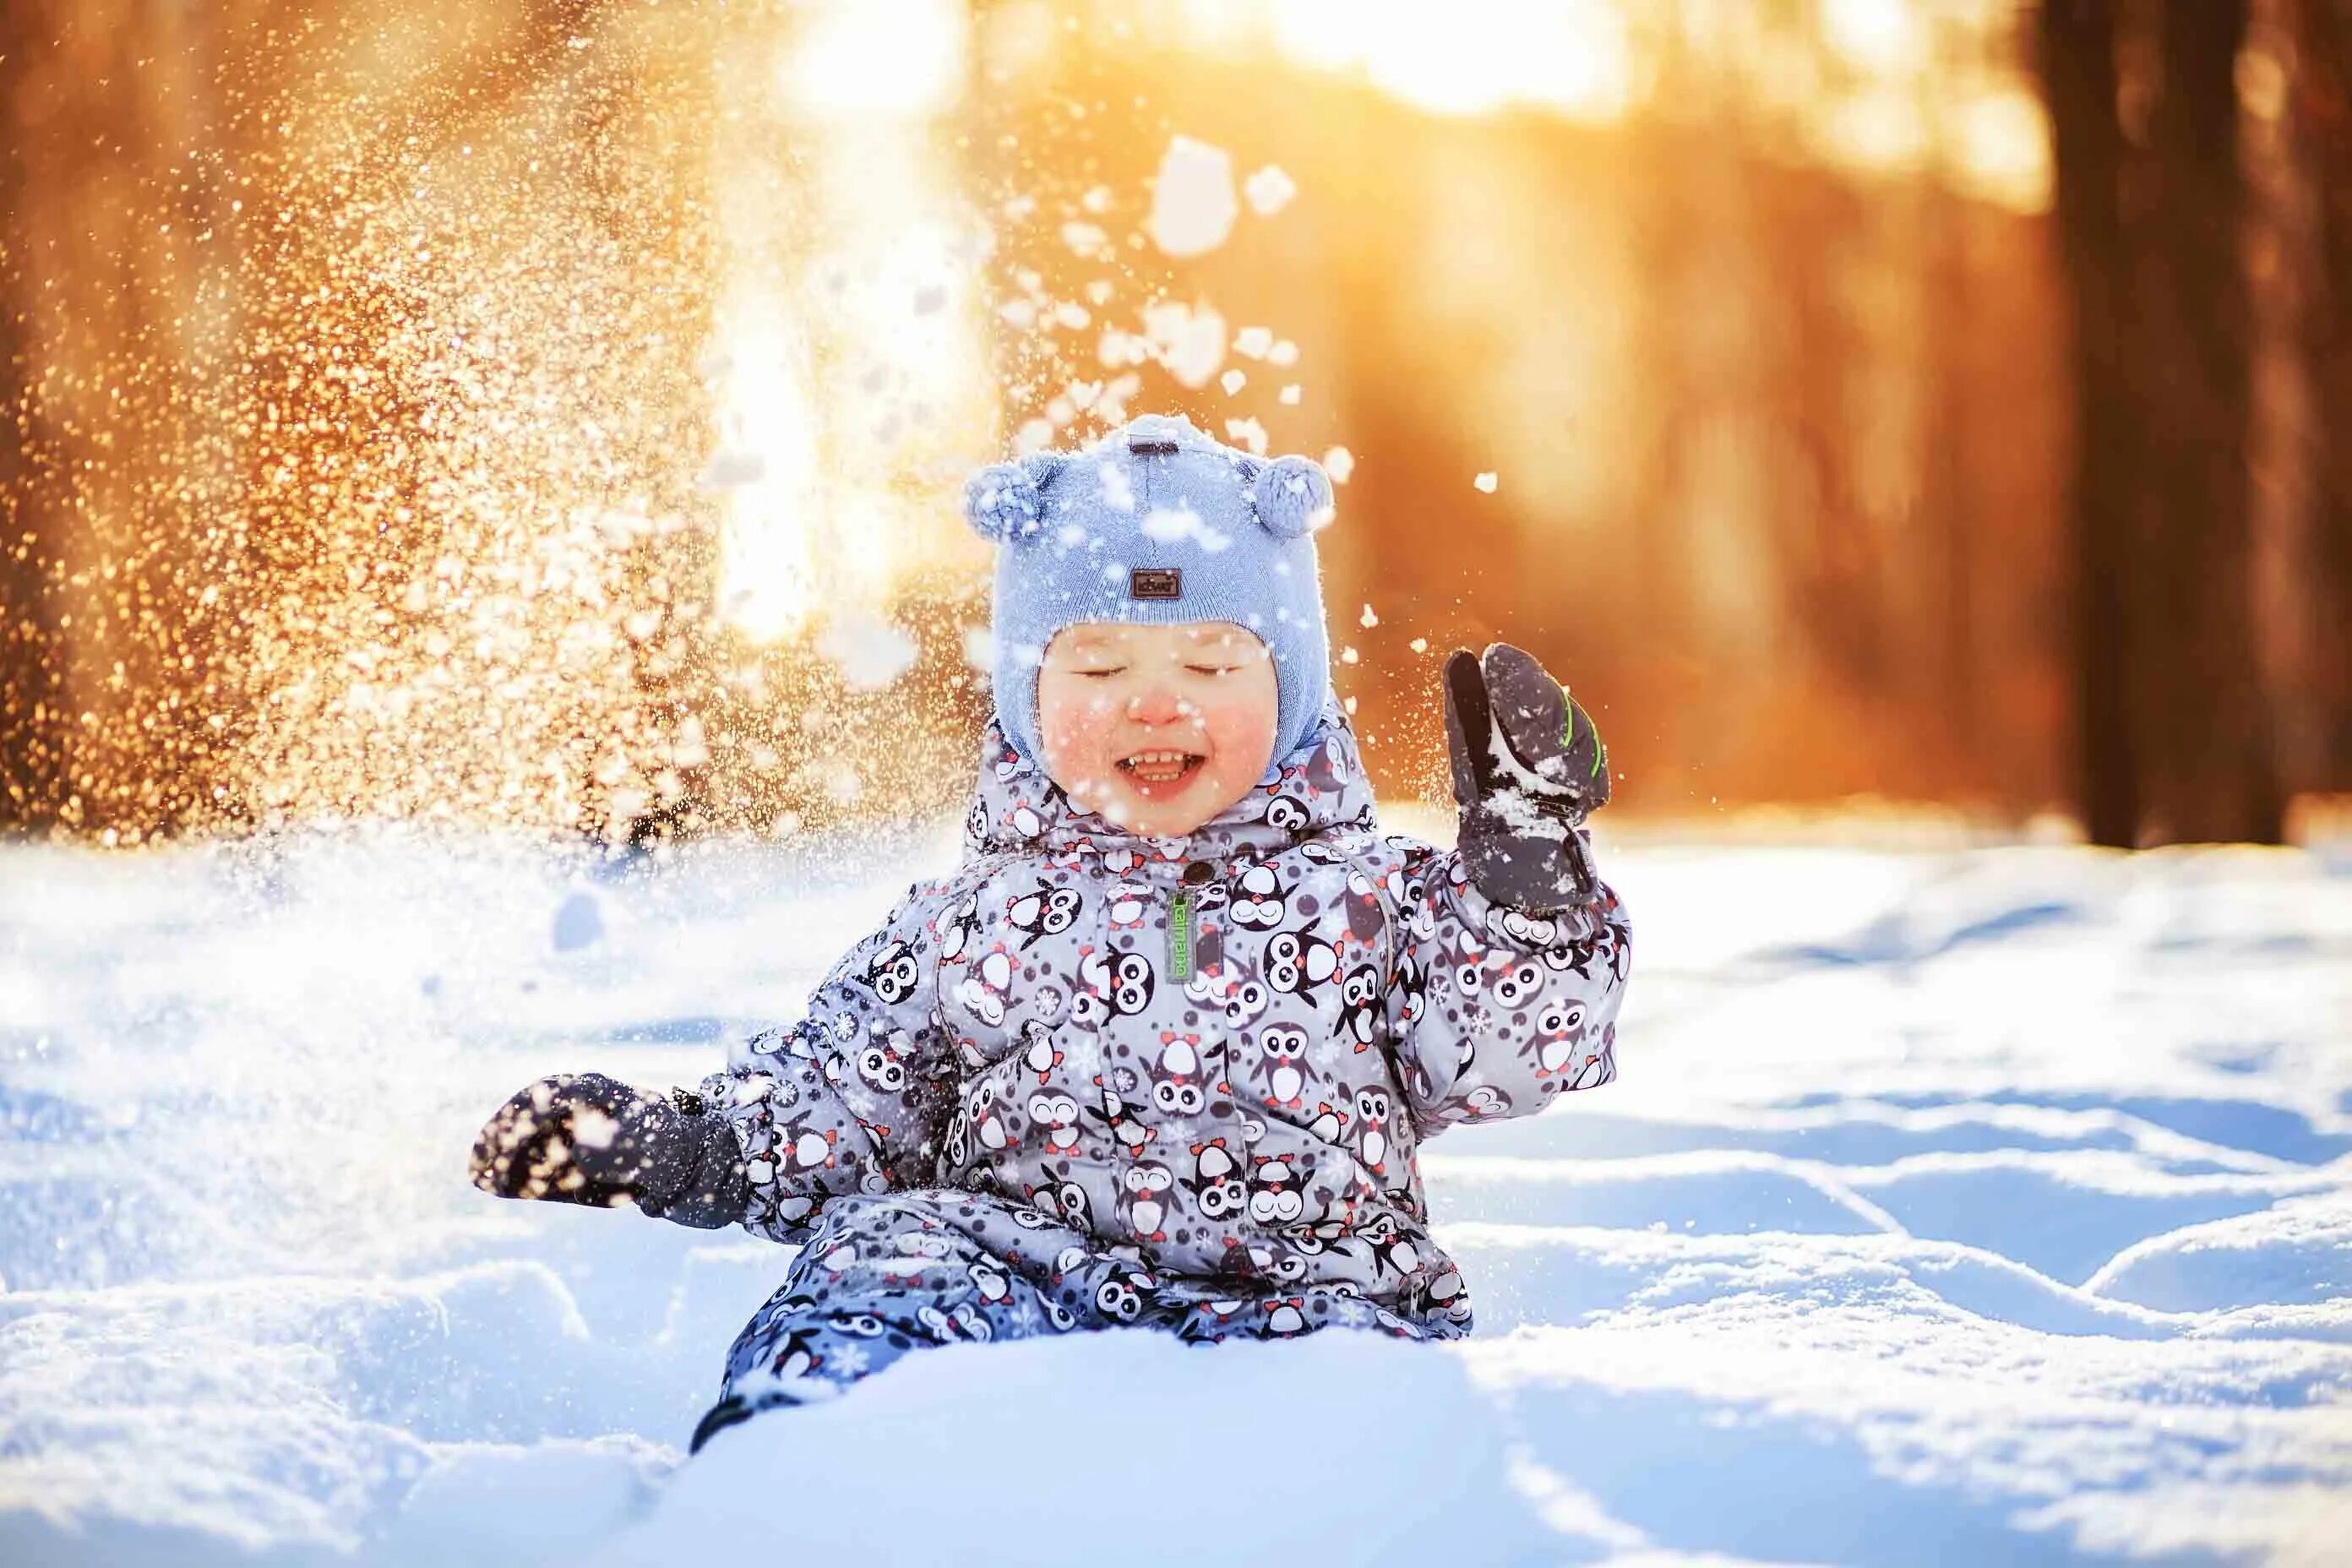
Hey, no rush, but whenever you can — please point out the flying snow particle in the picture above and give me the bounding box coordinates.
[962,626,998,673]
[699,449,765,490]
[1098,460,1136,513]
[552,890,605,953]
[1098,328,1151,369]
[1244,164,1298,216]
[1148,137,1239,258]
[1141,300,1227,389]
[1141,504,1232,552]
[1324,446,1355,483]
[1360,603,1378,628]
[1474,471,1499,493]
[1340,646,1359,664]
[1224,417,1269,456]
[1220,369,1247,395]
[1096,373,1143,425]
[818,611,918,690]
[1234,326,1274,360]
[1409,637,1429,653]
[1062,221,1110,257]
[1016,418,1054,454]
[1267,339,1300,367]
[1279,384,1302,406]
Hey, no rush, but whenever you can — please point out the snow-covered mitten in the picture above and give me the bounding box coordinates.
[1442,641,1610,911]
[468,1072,748,1229]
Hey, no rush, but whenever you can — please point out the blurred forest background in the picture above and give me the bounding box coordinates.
[2,0,2347,848]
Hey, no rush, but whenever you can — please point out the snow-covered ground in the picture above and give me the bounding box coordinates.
[3,825,2349,1565]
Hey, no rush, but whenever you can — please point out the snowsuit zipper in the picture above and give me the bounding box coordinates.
[1168,890,1194,982]
[1169,861,1214,983]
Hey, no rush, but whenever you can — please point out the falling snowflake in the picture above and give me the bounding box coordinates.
[1244,164,1298,215]
[1141,300,1227,389]
[1474,471,1499,493]
[816,611,917,690]
[1324,445,1355,483]
[1147,136,1238,258]
[1097,461,1136,513]
[1141,504,1233,552]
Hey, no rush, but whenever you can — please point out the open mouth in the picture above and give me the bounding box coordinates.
[1116,749,1206,792]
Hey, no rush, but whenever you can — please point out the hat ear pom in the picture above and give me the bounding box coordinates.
[965,455,1062,543]
[1250,454,1335,541]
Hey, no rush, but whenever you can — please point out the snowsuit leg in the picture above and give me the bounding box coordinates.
[694,1195,1113,1448]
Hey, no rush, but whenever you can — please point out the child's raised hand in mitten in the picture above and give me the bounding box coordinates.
[1443,641,1611,912]
[469,1072,747,1228]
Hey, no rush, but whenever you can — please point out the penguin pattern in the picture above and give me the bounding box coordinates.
[695,702,1631,1440]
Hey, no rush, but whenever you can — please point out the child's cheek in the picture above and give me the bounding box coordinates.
[1201,683,1280,770]
[1038,685,1120,789]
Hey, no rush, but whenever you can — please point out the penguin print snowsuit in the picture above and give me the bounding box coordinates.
[696,702,1631,1432]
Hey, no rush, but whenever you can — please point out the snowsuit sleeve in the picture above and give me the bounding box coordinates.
[700,877,961,1244]
[1374,834,1631,1137]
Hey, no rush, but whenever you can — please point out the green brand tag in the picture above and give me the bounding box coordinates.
[1168,890,1194,983]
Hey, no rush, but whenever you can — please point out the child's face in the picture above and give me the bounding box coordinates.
[1036,621,1278,837]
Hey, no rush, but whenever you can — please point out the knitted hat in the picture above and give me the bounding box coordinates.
[964,413,1337,767]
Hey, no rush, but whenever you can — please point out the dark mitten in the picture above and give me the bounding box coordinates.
[468,1072,749,1229]
[1442,642,1611,912]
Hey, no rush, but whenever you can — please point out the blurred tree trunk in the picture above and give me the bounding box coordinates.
[2043,0,2283,845]
[2044,0,2140,845]
[2295,0,2352,790]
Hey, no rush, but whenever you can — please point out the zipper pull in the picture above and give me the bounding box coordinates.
[1168,890,1195,983]
[1169,861,1213,983]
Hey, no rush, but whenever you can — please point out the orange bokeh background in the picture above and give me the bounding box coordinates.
[3,1,2344,844]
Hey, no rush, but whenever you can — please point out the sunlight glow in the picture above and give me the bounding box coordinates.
[710,0,993,644]
[1270,0,1636,122]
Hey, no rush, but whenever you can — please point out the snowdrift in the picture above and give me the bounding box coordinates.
[3,830,2349,1565]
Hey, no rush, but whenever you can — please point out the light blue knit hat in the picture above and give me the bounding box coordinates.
[964,412,1337,767]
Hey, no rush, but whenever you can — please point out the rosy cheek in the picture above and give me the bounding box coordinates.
[1038,690,1119,792]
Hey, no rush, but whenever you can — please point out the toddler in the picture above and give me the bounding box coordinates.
[470,413,1632,1451]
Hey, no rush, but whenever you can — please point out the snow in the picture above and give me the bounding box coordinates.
[813,610,917,690]
[1139,504,1231,553]
[3,830,2349,1565]
[1146,136,1239,259]
[1244,164,1299,217]
[1139,300,1226,389]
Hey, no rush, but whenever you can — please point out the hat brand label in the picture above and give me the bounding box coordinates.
[1129,567,1183,601]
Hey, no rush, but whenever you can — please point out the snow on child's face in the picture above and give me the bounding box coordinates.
[1037,621,1278,838]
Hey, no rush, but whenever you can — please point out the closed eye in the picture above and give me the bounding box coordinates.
[1075,667,1127,679]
